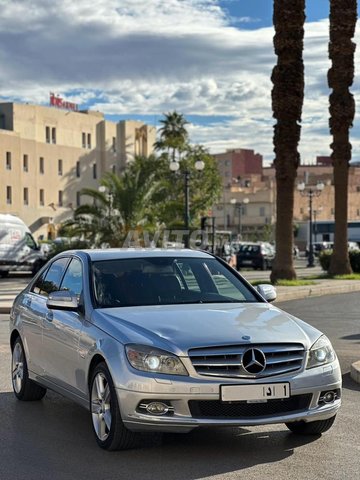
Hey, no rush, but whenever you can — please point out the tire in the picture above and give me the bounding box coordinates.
[90,362,139,450]
[0,271,9,278]
[11,337,47,401]
[285,415,336,435]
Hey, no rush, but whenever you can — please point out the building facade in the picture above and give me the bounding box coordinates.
[0,102,156,239]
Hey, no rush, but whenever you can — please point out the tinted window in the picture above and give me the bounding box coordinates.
[92,257,258,308]
[60,258,83,297]
[39,257,69,297]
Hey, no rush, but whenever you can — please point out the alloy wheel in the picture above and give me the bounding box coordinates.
[91,372,112,441]
[12,342,24,394]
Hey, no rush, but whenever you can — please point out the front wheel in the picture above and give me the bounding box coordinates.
[12,337,47,401]
[90,363,139,450]
[285,415,336,435]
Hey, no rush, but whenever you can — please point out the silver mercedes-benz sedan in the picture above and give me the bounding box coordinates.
[10,249,341,450]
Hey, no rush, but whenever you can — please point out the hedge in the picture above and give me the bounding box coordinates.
[319,249,360,272]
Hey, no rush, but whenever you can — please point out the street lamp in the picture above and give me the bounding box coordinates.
[297,182,324,267]
[230,197,249,239]
[170,159,205,248]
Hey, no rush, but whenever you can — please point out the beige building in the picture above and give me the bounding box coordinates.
[0,102,156,239]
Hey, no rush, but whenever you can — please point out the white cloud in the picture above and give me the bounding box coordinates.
[0,0,359,165]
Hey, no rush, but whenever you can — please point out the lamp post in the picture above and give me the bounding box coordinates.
[230,197,249,239]
[170,159,205,248]
[297,182,324,267]
[313,207,323,242]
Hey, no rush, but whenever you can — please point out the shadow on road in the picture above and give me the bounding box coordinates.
[342,372,360,392]
[340,333,360,343]
[0,390,320,480]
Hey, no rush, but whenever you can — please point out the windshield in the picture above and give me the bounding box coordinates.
[92,257,259,308]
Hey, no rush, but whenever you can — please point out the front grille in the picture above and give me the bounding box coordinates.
[189,394,312,418]
[188,343,305,378]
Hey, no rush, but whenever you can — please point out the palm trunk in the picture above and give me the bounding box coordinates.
[328,0,357,276]
[270,0,305,283]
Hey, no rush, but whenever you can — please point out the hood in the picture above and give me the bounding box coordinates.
[93,302,322,356]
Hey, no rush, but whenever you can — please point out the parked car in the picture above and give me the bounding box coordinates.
[236,242,275,270]
[10,249,341,450]
[305,242,333,257]
[0,214,47,277]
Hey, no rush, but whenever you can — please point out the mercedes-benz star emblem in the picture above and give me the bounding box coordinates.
[242,348,266,374]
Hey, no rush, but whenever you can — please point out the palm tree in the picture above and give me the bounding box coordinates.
[328,0,357,275]
[63,156,163,247]
[270,0,306,283]
[154,111,189,162]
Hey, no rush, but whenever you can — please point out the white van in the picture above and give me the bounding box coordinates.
[0,214,46,277]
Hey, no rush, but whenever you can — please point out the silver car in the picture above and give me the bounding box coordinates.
[10,249,341,450]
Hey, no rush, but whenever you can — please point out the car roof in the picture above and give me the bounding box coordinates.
[59,248,213,262]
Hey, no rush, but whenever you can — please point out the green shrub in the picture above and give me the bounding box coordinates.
[319,249,360,273]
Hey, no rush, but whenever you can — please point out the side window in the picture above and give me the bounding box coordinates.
[32,267,49,295]
[24,232,37,250]
[39,257,69,297]
[176,261,200,291]
[59,258,83,297]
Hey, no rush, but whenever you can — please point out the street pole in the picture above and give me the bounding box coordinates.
[308,192,314,267]
[238,204,242,238]
[184,171,190,248]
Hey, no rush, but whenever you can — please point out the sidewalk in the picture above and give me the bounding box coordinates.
[1,277,360,383]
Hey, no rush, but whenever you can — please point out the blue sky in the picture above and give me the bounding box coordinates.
[0,0,359,164]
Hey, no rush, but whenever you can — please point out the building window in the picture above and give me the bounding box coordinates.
[6,152,11,170]
[40,189,45,206]
[357,186,360,192]
[331,208,335,215]
[87,133,91,149]
[259,207,265,217]
[23,154,29,172]
[357,209,360,216]
[76,192,81,207]
[39,157,44,174]
[6,186,12,204]
[76,161,80,178]
[82,132,86,148]
[300,208,304,214]
[112,137,116,153]
[23,188,29,206]
[45,126,50,143]
[58,190,63,207]
[51,127,56,144]
[58,159,63,175]
[93,163,97,179]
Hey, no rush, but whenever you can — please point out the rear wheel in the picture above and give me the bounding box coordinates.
[12,337,47,401]
[285,415,336,435]
[90,362,139,450]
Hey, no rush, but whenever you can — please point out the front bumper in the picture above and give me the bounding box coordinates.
[115,362,342,433]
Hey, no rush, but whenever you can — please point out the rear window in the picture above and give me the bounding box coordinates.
[92,256,259,308]
[239,245,260,253]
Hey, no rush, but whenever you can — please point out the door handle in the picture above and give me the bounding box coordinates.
[45,312,53,322]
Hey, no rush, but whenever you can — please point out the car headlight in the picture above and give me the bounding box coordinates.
[307,335,336,369]
[125,344,188,376]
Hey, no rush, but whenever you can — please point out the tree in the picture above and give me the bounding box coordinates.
[270,0,306,283]
[154,111,189,162]
[158,144,222,228]
[62,155,163,247]
[328,0,357,275]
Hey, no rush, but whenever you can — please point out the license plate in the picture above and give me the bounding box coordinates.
[242,260,253,265]
[221,383,290,402]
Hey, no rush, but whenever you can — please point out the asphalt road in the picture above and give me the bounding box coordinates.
[0,293,359,480]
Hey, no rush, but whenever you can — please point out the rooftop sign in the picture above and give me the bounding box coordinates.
[50,93,78,111]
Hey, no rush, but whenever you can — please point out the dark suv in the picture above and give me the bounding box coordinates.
[236,243,274,270]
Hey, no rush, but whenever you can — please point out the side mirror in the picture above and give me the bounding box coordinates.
[47,290,79,310]
[256,284,277,302]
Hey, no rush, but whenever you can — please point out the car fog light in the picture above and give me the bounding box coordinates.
[146,402,170,415]
[322,391,335,404]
